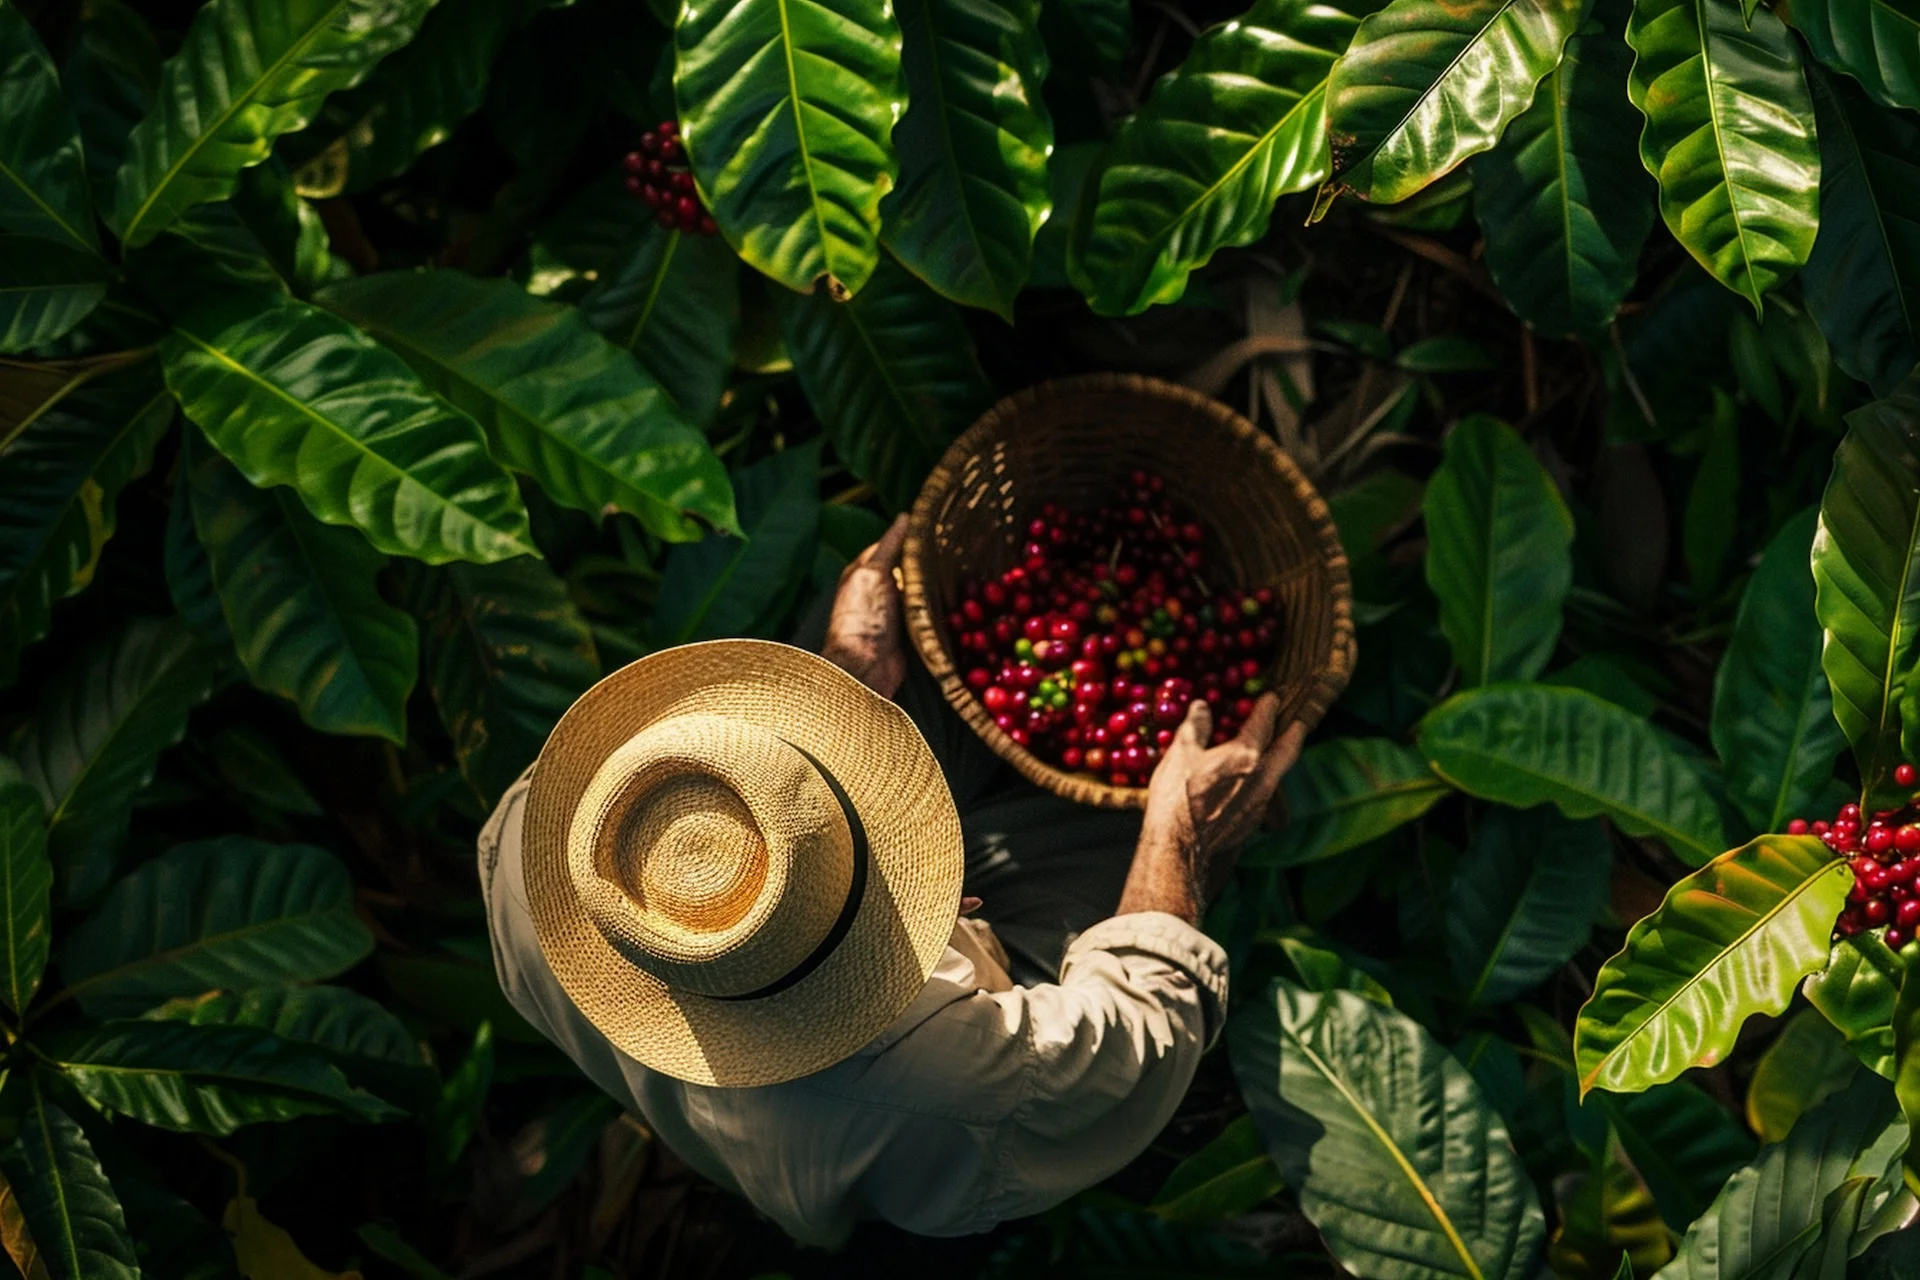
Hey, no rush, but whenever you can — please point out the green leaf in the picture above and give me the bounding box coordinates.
[1660,1070,1907,1280]
[1801,67,1920,399]
[1804,933,1902,1077]
[321,270,735,542]
[60,836,372,1018]
[1573,834,1852,1096]
[290,0,543,195]
[1712,508,1847,833]
[881,0,1051,319]
[1148,1115,1285,1224]
[148,985,432,1110]
[0,3,101,257]
[1894,963,1920,1189]
[404,557,600,807]
[779,255,992,511]
[183,429,418,742]
[1239,737,1449,867]
[672,0,906,296]
[0,1086,137,1280]
[108,0,437,246]
[429,1020,493,1179]
[13,616,219,902]
[1746,1008,1859,1143]
[1591,1080,1756,1231]
[1625,0,1821,312]
[1231,979,1546,1280]
[1811,371,1920,809]
[1783,0,1920,113]
[1267,928,1397,1004]
[1418,683,1733,865]
[40,1019,404,1134]
[1073,0,1379,316]
[0,365,174,684]
[161,286,535,565]
[1321,0,1583,206]
[0,761,48,1018]
[1041,0,1129,72]
[1469,9,1655,338]
[653,442,823,645]
[60,0,163,207]
[1422,414,1573,687]
[0,238,107,353]
[1446,805,1611,1007]
[1684,389,1740,594]
[577,226,742,427]
[1544,1132,1672,1280]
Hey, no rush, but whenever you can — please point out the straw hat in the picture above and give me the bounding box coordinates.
[521,639,964,1087]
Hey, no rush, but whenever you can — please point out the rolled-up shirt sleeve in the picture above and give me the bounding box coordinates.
[850,911,1229,1235]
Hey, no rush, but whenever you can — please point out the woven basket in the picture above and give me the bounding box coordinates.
[903,374,1357,810]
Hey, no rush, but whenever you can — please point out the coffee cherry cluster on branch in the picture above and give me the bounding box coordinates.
[947,471,1281,790]
[1793,761,1920,949]
[622,120,718,237]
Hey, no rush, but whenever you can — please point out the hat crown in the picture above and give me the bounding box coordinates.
[567,713,855,999]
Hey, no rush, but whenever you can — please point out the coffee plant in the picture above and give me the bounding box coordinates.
[0,0,1917,1272]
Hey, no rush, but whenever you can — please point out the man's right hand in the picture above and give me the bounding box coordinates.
[1117,695,1306,924]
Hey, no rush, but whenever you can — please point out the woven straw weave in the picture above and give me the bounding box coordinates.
[902,374,1356,810]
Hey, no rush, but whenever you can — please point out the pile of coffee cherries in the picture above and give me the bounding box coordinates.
[1792,762,1920,948]
[622,120,718,237]
[947,472,1280,790]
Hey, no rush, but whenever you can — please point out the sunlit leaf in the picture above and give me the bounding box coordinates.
[1746,1008,1859,1143]
[1784,0,1920,113]
[1804,933,1902,1077]
[1147,1115,1285,1224]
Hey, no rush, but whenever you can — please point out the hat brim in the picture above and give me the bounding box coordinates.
[522,640,964,1087]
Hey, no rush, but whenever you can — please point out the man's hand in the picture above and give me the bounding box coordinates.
[1117,695,1307,923]
[821,515,910,699]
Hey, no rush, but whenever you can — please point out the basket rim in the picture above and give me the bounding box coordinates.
[902,372,1357,810]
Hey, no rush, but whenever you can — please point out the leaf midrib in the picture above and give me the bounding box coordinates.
[1288,1027,1487,1280]
[840,299,950,468]
[1693,0,1765,307]
[0,154,99,260]
[64,904,356,1008]
[26,1088,81,1279]
[1832,89,1920,352]
[773,0,837,284]
[1580,850,1843,1093]
[119,0,354,244]
[620,231,681,354]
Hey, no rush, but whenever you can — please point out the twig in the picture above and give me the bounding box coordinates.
[1365,224,1505,306]
[1609,321,1657,430]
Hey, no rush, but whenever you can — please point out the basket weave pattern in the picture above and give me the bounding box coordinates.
[903,374,1357,810]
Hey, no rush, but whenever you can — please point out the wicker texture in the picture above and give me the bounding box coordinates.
[903,374,1356,810]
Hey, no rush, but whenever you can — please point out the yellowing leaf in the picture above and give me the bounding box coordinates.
[224,1194,361,1280]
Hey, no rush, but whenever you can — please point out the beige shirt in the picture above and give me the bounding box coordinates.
[480,777,1230,1246]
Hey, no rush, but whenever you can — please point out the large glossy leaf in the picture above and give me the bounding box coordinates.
[1625,0,1820,312]
[1573,834,1851,1096]
[1418,683,1733,865]
[40,1020,403,1134]
[1746,1008,1859,1143]
[1804,933,1902,1077]
[1239,737,1449,867]
[653,442,822,645]
[1590,1080,1756,1230]
[151,985,432,1109]
[1074,0,1379,316]
[322,271,735,541]
[0,238,107,353]
[672,0,905,297]
[1811,372,1920,809]
[779,255,992,511]
[0,1087,137,1280]
[1784,0,1920,113]
[291,0,542,195]
[0,4,101,257]
[881,0,1050,318]
[1422,415,1572,687]
[108,0,436,246]
[1468,11,1655,338]
[1447,805,1611,1006]
[183,430,417,742]
[0,761,48,1019]
[1321,0,1583,206]
[161,286,535,565]
[1801,69,1920,399]
[13,617,219,902]
[1231,980,1546,1280]
[61,837,371,1018]
[1660,1070,1907,1280]
[404,557,600,806]
[1148,1115,1286,1224]
[0,365,173,684]
[577,226,742,427]
[1712,508,1848,833]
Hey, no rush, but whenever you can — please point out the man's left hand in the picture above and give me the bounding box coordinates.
[822,514,910,699]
